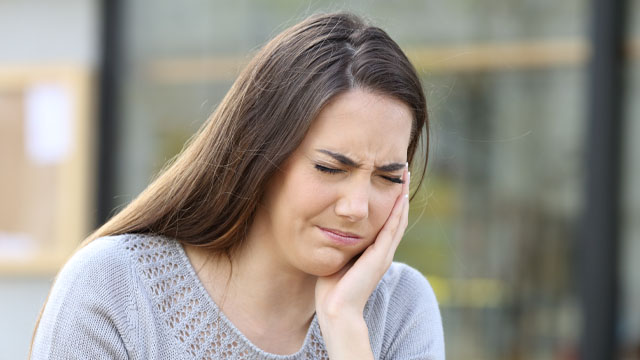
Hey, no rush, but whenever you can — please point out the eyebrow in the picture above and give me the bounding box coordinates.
[316,149,406,172]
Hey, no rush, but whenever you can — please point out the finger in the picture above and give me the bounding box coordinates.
[376,165,408,237]
[398,167,410,232]
[390,165,410,235]
[390,169,410,254]
[374,164,409,250]
[385,168,410,261]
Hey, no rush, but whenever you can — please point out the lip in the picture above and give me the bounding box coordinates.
[317,226,362,246]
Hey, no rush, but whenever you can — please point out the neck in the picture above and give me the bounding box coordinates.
[228,236,317,325]
[184,230,317,337]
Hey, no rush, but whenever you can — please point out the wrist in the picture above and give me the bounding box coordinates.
[317,312,373,360]
[317,308,362,328]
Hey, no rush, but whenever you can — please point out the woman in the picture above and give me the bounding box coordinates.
[31,12,444,359]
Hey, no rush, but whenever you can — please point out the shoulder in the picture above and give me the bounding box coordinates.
[56,233,176,285]
[53,234,143,294]
[32,234,144,359]
[380,262,438,302]
[61,235,132,276]
[48,232,181,310]
[47,235,132,299]
[365,262,445,360]
[370,262,440,324]
[45,233,140,309]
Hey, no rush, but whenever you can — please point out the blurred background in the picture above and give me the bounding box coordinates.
[0,0,637,359]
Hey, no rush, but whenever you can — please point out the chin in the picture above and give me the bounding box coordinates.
[298,248,353,277]
[309,265,345,277]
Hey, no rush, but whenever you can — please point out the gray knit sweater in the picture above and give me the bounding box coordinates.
[31,234,445,359]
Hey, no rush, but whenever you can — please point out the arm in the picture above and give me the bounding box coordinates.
[31,238,134,359]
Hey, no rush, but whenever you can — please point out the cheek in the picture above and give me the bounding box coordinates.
[284,169,336,221]
[370,190,401,233]
[302,177,336,214]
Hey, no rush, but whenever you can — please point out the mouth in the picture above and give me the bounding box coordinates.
[316,226,362,246]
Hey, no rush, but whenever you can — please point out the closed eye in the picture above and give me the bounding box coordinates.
[316,164,403,184]
[382,176,404,184]
[315,164,344,174]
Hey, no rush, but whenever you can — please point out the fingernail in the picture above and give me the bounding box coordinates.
[405,162,408,169]
[404,194,409,199]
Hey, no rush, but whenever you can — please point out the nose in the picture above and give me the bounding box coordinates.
[334,179,370,222]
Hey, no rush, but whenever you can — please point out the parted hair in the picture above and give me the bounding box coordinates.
[87,11,429,256]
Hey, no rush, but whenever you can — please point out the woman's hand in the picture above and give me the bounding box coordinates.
[315,164,410,359]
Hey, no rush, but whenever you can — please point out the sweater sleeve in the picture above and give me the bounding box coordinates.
[31,237,137,360]
[380,263,445,360]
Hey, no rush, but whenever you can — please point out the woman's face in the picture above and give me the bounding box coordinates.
[254,88,413,276]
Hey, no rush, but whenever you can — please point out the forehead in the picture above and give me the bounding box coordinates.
[300,89,413,162]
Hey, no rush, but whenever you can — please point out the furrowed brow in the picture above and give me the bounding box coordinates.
[317,149,359,167]
[316,149,405,172]
[376,163,406,172]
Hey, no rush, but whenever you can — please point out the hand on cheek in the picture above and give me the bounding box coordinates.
[315,163,410,319]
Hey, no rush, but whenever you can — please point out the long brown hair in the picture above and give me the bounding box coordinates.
[31,12,429,355]
[85,12,429,254]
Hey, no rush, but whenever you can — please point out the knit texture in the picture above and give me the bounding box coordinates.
[32,233,445,359]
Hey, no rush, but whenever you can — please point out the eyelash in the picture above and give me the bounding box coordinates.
[314,164,404,184]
